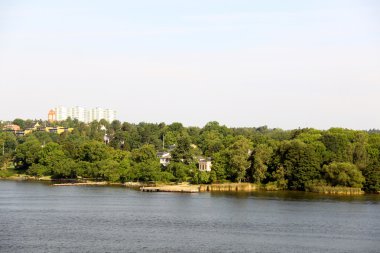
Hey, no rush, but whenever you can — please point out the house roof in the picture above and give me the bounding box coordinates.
[2,124,21,131]
[198,157,212,162]
[157,151,171,158]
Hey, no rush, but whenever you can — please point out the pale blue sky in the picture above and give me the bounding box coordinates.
[0,0,379,129]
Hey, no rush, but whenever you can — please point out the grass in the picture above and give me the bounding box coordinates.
[0,165,33,180]
[306,185,364,195]
[0,169,14,178]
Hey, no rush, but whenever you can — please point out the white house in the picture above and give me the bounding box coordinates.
[198,158,212,172]
[157,152,171,166]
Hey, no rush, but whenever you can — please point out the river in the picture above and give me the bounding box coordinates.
[0,180,379,253]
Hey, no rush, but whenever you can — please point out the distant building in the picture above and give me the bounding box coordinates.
[85,110,91,124]
[45,127,74,135]
[32,122,41,130]
[50,106,117,123]
[2,122,73,137]
[104,108,117,122]
[55,106,68,121]
[48,109,57,122]
[198,158,212,172]
[91,107,104,122]
[70,106,86,122]
[157,151,171,166]
[15,131,26,137]
[2,124,21,133]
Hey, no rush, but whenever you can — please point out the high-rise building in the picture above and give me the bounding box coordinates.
[104,109,117,122]
[85,110,91,123]
[55,106,68,121]
[70,106,86,122]
[50,106,117,123]
[91,107,104,122]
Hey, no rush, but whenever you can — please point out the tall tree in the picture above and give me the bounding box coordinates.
[248,144,273,184]
[171,135,193,164]
[280,140,322,190]
[225,136,252,183]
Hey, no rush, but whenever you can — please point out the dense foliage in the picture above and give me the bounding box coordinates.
[1,119,380,192]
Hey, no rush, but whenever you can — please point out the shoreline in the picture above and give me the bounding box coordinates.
[0,175,369,195]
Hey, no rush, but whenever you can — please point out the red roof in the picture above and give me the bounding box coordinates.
[3,124,21,131]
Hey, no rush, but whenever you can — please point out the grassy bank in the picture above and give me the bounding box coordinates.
[199,183,258,192]
[141,183,200,193]
[306,185,364,195]
[0,167,34,180]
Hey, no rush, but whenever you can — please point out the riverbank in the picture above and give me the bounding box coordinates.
[142,183,366,195]
[140,183,260,193]
[0,172,371,195]
[141,183,200,193]
[199,183,258,192]
[306,185,364,195]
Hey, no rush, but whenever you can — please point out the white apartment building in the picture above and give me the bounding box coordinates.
[55,106,68,121]
[70,106,86,122]
[85,110,91,123]
[104,108,117,122]
[91,107,105,122]
[52,106,117,123]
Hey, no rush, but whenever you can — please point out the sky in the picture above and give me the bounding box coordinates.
[0,0,379,130]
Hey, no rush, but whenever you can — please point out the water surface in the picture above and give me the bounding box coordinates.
[1,180,379,253]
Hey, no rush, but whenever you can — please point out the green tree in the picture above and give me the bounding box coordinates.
[225,136,252,182]
[323,162,365,188]
[280,140,322,190]
[363,135,380,192]
[200,130,225,157]
[137,122,162,149]
[80,141,110,162]
[131,144,163,182]
[75,161,93,178]
[321,129,354,163]
[12,118,25,129]
[352,132,369,170]
[121,123,141,151]
[96,159,121,182]
[28,164,48,177]
[248,144,273,184]
[202,121,231,136]
[171,135,193,164]
[119,157,139,182]
[0,132,17,154]
[167,162,191,182]
[0,133,17,169]
[192,170,210,184]
[110,120,122,133]
[271,166,288,189]
[135,160,162,182]
[14,136,42,170]
[36,142,66,169]
[50,158,78,179]
[210,151,228,181]
[131,144,157,163]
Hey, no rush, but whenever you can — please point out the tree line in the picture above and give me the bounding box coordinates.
[1,118,379,192]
